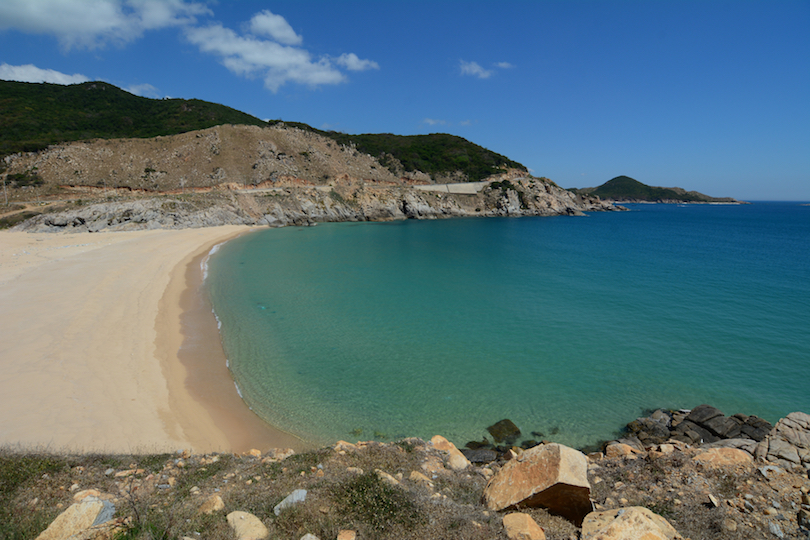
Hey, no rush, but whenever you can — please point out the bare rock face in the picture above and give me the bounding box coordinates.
[581,506,679,540]
[483,443,592,526]
[226,511,270,540]
[692,447,754,469]
[756,412,810,469]
[502,512,546,540]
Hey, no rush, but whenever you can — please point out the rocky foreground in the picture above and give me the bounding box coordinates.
[5,406,809,540]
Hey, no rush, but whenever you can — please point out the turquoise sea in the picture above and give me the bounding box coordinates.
[206,202,810,449]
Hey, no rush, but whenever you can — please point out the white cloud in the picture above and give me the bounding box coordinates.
[125,82,159,97]
[422,118,446,126]
[0,63,89,84]
[460,60,515,79]
[335,53,379,71]
[460,60,492,79]
[185,23,346,92]
[248,9,301,45]
[0,0,210,49]
[185,15,379,92]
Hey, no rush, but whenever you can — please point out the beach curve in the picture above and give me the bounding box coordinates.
[0,226,305,454]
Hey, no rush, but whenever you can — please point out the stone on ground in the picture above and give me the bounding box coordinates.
[581,506,679,540]
[483,443,592,526]
[430,435,471,471]
[198,494,225,514]
[227,511,270,540]
[274,489,308,516]
[502,512,546,540]
[35,498,115,540]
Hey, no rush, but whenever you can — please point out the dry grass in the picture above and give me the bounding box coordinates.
[4,440,808,540]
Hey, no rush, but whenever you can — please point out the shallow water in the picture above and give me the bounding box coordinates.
[206,202,810,448]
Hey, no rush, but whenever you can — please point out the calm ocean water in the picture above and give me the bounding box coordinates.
[206,202,810,448]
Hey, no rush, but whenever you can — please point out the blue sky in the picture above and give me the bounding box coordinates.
[0,1,808,200]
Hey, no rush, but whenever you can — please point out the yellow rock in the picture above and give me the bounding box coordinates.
[484,443,592,526]
[692,448,753,469]
[503,512,546,540]
[35,499,105,540]
[581,506,678,540]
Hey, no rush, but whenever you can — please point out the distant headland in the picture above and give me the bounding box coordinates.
[568,175,744,204]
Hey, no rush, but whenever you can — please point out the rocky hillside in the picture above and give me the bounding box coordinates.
[3,124,621,232]
[0,80,523,182]
[4,406,809,540]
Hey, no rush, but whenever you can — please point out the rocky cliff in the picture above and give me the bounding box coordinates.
[4,125,622,233]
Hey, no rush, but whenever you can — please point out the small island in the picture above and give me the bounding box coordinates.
[569,175,744,204]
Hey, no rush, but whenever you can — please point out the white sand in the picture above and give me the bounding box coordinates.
[0,226,301,454]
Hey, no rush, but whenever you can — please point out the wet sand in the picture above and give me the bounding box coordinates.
[0,226,306,454]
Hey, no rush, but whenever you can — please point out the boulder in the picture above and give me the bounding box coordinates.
[487,419,522,444]
[35,498,116,540]
[430,435,471,471]
[581,506,678,540]
[483,443,592,526]
[502,512,546,540]
[227,511,269,540]
[461,448,498,463]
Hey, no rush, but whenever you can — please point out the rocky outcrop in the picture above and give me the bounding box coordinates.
[14,174,621,233]
[581,507,679,540]
[755,412,810,469]
[483,443,592,525]
[625,404,773,449]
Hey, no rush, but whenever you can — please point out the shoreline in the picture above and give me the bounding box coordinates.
[163,232,306,453]
[0,226,305,454]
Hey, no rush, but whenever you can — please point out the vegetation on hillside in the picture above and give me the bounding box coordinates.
[323,132,527,182]
[570,176,707,202]
[0,80,269,156]
[0,80,526,183]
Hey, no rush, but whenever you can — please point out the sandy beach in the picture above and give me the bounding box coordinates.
[0,226,305,454]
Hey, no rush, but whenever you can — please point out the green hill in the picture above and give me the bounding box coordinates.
[0,80,269,155]
[0,80,525,182]
[571,176,733,202]
[325,132,526,182]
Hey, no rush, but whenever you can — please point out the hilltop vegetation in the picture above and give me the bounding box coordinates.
[325,132,526,182]
[570,176,737,203]
[0,80,524,182]
[0,80,268,155]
